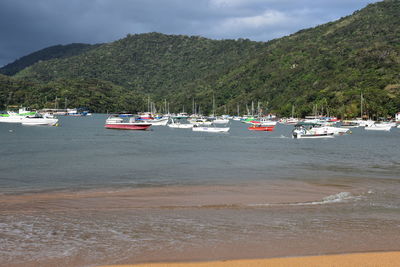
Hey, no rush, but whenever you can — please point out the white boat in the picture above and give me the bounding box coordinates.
[168,119,193,129]
[292,123,334,139]
[357,119,375,127]
[281,117,299,125]
[21,114,58,126]
[320,126,350,135]
[132,117,169,126]
[188,117,213,126]
[0,108,36,123]
[213,118,230,124]
[258,118,277,126]
[192,125,230,133]
[365,123,392,131]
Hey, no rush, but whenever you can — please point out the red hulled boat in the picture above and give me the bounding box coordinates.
[105,123,151,130]
[105,116,151,130]
[248,125,275,131]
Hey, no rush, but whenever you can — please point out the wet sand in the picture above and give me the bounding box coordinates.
[0,180,349,213]
[2,179,400,267]
[100,251,400,267]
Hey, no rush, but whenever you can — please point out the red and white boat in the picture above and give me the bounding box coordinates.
[248,125,275,131]
[104,116,151,130]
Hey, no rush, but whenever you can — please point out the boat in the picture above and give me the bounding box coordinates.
[192,125,230,133]
[364,123,392,131]
[188,117,213,126]
[134,113,169,126]
[341,120,360,128]
[66,108,89,116]
[172,112,190,119]
[249,118,278,126]
[292,123,334,139]
[21,113,58,126]
[168,119,193,129]
[104,116,151,130]
[213,117,230,124]
[0,108,36,123]
[320,126,350,135]
[248,125,274,131]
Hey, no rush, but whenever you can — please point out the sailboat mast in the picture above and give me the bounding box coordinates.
[360,92,364,119]
[212,93,215,117]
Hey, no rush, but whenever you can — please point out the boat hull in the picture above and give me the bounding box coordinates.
[248,126,274,131]
[21,119,58,126]
[192,127,230,132]
[293,133,334,139]
[168,124,193,129]
[105,123,151,130]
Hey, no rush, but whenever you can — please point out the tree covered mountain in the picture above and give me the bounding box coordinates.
[0,43,99,76]
[1,0,399,117]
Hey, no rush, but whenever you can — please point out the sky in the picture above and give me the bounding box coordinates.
[0,0,379,67]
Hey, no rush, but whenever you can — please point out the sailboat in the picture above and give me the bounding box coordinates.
[210,93,229,124]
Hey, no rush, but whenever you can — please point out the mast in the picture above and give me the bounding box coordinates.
[360,92,364,119]
[212,92,215,117]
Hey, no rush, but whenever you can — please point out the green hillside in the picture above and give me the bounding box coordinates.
[0,74,145,112]
[15,33,265,94]
[2,0,400,117]
[0,43,99,76]
[214,0,400,118]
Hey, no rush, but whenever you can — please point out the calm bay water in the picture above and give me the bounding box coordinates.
[0,115,400,266]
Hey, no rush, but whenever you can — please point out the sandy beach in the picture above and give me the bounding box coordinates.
[100,251,400,267]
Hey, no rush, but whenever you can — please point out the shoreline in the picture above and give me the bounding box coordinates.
[99,251,400,267]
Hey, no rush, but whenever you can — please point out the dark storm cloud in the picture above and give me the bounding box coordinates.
[0,0,377,67]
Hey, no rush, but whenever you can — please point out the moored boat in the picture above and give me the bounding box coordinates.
[104,116,151,130]
[192,125,230,133]
[21,113,58,126]
[248,125,274,131]
[168,119,193,129]
[0,108,36,123]
[292,123,334,139]
[364,123,392,131]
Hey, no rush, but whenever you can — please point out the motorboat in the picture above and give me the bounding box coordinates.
[134,116,169,126]
[188,117,213,126]
[341,120,360,128]
[105,116,151,130]
[320,126,350,135]
[0,108,36,123]
[21,113,58,126]
[364,123,392,131]
[213,117,230,124]
[168,119,193,129]
[192,125,230,133]
[292,123,334,139]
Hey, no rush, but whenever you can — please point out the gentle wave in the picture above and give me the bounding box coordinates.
[249,192,363,207]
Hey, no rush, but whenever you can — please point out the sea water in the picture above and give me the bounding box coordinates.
[0,115,400,266]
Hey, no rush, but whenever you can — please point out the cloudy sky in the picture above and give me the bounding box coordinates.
[0,0,379,67]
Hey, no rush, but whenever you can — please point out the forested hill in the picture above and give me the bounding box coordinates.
[15,33,266,95]
[2,0,400,117]
[212,0,400,117]
[0,43,99,76]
